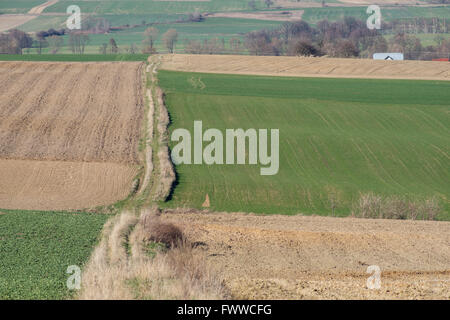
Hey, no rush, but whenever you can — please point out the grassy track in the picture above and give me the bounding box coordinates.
[0,54,149,61]
[0,210,108,299]
[158,70,450,219]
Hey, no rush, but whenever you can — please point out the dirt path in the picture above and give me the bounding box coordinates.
[160,54,450,81]
[161,210,450,299]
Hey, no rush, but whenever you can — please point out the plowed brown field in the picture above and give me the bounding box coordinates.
[162,211,450,299]
[0,61,144,210]
[0,160,138,211]
[160,54,450,81]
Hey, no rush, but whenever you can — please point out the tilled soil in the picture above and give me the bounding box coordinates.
[0,159,138,211]
[161,211,450,299]
[0,61,144,164]
[0,61,144,210]
[160,54,450,81]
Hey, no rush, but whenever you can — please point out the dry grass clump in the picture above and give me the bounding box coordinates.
[353,193,441,220]
[157,87,170,142]
[141,210,184,247]
[153,87,176,201]
[78,212,138,299]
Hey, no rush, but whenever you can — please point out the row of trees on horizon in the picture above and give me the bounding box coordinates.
[1,16,449,60]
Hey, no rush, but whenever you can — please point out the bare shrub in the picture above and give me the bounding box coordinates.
[354,193,441,221]
[383,196,409,219]
[141,209,184,247]
[162,29,178,53]
[355,192,382,218]
[420,197,441,221]
[146,220,184,248]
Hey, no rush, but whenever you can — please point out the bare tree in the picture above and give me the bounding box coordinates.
[68,33,90,54]
[264,0,274,8]
[99,43,107,54]
[35,33,48,54]
[142,27,159,54]
[162,29,178,53]
[0,29,33,54]
[126,43,138,54]
[109,38,118,54]
[184,39,202,54]
[291,40,321,56]
[229,37,242,54]
[248,0,257,10]
[334,39,359,57]
[47,35,63,54]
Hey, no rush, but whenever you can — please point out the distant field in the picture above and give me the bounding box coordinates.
[301,6,450,24]
[0,210,108,299]
[9,4,449,55]
[0,53,149,61]
[43,0,261,14]
[0,0,47,14]
[16,16,283,54]
[160,54,450,81]
[158,70,450,218]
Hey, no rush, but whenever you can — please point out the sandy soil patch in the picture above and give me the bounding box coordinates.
[206,10,303,22]
[0,61,144,210]
[160,54,450,81]
[0,15,36,32]
[0,160,138,211]
[161,210,450,299]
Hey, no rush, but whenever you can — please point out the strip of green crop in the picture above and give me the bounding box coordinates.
[0,210,108,299]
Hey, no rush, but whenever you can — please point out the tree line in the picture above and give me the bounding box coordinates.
[184,17,450,60]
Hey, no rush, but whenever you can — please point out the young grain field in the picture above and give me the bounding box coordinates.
[158,69,450,218]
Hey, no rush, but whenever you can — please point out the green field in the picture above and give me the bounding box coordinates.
[17,16,283,54]
[0,53,148,61]
[43,0,262,14]
[0,210,108,299]
[302,6,450,24]
[158,70,450,219]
